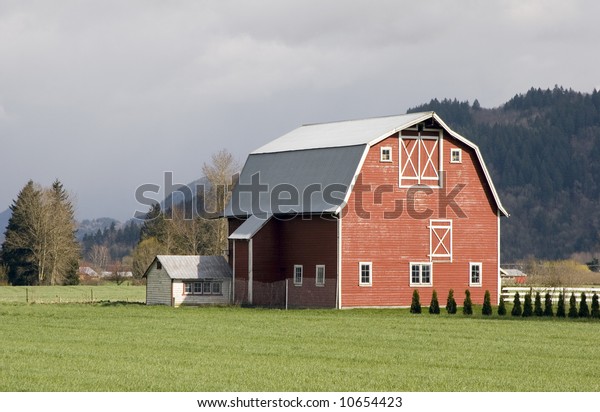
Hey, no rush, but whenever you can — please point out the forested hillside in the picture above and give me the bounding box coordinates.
[408,87,600,262]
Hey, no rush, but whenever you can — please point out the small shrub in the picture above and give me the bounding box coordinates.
[410,290,421,314]
[568,293,578,318]
[463,290,473,315]
[534,292,543,316]
[429,290,440,314]
[556,292,566,317]
[578,293,590,318]
[511,292,522,316]
[543,292,553,317]
[446,289,457,314]
[522,293,533,317]
[482,290,492,316]
[591,293,600,319]
[497,296,506,316]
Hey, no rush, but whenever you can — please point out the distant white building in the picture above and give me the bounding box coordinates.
[144,255,232,306]
[78,266,98,277]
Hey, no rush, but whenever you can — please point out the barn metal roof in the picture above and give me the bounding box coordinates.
[229,214,272,239]
[224,145,366,217]
[155,255,232,279]
[253,112,431,153]
[225,111,508,219]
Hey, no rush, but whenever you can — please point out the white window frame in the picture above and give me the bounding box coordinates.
[293,265,303,286]
[380,146,392,162]
[193,282,203,294]
[470,262,482,287]
[409,262,433,287]
[429,219,452,262]
[450,148,462,163]
[184,283,193,294]
[315,265,325,287]
[359,262,372,286]
[211,281,222,295]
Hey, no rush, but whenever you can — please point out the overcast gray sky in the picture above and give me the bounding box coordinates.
[1,0,599,221]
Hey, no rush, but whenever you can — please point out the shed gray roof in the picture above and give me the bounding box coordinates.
[155,255,232,280]
[500,268,527,277]
[225,111,508,219]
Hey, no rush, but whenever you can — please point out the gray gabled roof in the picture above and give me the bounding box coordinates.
[225,111,508,219]
[229,214,272,239]
[151,255,232,280]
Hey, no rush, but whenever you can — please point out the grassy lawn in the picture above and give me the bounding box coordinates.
[1,304,599,392]
[0,285,146,304]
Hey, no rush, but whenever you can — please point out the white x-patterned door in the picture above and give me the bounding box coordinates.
[400,136,440,186]
[429,219,452,262]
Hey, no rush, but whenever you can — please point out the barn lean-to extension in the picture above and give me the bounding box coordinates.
[225,111,508,309]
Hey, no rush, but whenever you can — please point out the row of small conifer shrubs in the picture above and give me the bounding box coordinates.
[409,289,600,318]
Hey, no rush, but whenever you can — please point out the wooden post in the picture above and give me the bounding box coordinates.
[26,288,29,303]
[91,288,94,302]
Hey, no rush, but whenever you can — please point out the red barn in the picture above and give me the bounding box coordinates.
[224,112,508,308]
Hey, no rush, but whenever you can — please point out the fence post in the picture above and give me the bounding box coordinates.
[26,287,28,303]
[90,288,94,302]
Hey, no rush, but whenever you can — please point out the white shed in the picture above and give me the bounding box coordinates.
[144,255,232,306]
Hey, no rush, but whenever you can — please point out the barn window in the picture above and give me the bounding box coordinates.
[470,263,482,287]
[316,265,325,286]
[429,219,452,262]
[410,263,432,286]
[359,262,372,286]
[450,148,462,163]
[294,265,303,286]
[399,134,441,187]
[380,147,392,162]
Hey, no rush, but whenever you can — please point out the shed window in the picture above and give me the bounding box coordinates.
[183,281,223,295]
[470,263,482,287]
[359,262,372,286]
[294,265,303,286]
[316,265,325,286]
[156,261,162,270]
[410,263,432,286]
[380,147,392,162]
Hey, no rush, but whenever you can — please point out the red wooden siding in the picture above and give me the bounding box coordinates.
[341,129,499,308]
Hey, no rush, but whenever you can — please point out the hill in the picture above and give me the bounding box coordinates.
[408,87,600,262]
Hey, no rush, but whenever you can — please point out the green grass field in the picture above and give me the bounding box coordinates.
[0,285,146,304]
[1,302,599,392]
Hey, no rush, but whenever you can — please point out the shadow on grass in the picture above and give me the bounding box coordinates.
[97,300,146,307]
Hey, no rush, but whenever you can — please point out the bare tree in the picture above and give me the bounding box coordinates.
[88,244,110,273]
[201,149,239,255]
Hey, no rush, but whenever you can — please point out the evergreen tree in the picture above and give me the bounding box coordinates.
[463,290,473,315]
[568,293,578,318]
[446,289,457,314]
[591,293,600,319]
[511,292,522,316]
[522,293,533,317]
[498,296,507,316]
[534,292,543,316]
[556,292,566,317]
[429,290,440,314]
[482,290,492,316]
[410,290,421,314]
[543,292,554,317]
[578,293,590,318]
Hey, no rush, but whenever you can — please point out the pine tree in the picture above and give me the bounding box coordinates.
[591,293,600,319]
[578,293,590,318]
[429,290,440,314]
[511,292,522,316]
[556,292,566,317]
[446,289,457,314]
[410,290,421,314]
[463,290,473,315]
[543,292,554,317]
[534,292,543,316]
[482,290,492,316]
[522,293,533,317]
[498,296,507,316]
[568,293,578,318]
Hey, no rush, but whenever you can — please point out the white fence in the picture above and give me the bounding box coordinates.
[502,287,600,303]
